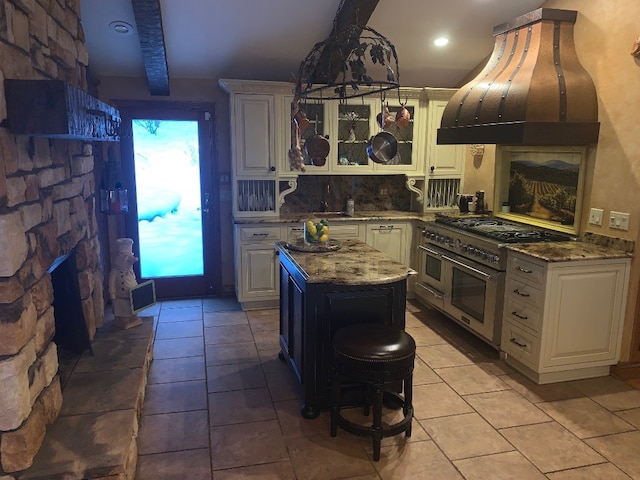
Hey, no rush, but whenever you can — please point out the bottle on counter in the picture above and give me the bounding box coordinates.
[475,190,485,214]
[345,196,355,217]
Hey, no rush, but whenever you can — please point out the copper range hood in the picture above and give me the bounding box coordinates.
[437,8,599,146]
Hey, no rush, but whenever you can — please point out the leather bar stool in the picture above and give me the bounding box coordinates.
[330,323,416,461]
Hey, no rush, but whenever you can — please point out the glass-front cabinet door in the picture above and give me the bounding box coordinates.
[283,96,330,173]
[333,100,376,171]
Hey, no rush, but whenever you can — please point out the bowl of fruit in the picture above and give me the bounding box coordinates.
[304,219,329,245]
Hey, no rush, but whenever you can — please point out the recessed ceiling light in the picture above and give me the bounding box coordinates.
[109,21,134,36]
[434,37,449,47]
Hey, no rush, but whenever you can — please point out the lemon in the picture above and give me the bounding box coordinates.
[306,220,314,230]
[322,225,329,234]
[319,234,329,243]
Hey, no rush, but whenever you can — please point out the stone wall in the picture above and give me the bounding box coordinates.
[0,0,105,474]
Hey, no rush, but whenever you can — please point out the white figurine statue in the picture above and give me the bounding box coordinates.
[108,238,143,329]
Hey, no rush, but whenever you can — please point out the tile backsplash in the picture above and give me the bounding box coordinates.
[281,175,412,213]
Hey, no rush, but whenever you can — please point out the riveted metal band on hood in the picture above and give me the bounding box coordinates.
[437,8,599,146]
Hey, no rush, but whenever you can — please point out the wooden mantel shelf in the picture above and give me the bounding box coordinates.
[3,79,121,142]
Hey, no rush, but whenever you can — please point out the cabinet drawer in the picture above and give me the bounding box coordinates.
[504,297,542,334]
[506,278,544,311]
[508,255,545,286]
[238,226,281,243]
[502,321,540,369]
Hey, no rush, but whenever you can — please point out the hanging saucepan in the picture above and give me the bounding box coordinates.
[366,131,398,164]
[304,116,329,167]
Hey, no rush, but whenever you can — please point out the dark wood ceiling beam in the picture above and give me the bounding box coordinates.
[131,0,170,96]
[312,0,380,84]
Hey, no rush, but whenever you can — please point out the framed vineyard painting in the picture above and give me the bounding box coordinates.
[494,146,587,235]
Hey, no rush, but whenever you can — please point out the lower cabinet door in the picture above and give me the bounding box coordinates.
[238,244,278,300]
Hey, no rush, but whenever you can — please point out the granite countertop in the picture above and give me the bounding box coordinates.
[234,210,436,224]
[276,239,411,285]
[505,241,633,262]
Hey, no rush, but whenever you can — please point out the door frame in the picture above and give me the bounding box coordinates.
[115,100,221,299]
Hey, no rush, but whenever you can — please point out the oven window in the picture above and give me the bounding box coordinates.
[425,255,442,282]
[451,267,486,322]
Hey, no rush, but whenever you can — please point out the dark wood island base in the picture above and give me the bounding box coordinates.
[276,239,410,418]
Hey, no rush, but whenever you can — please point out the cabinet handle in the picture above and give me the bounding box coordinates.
[513,288,530,297]
[516,266,533,274]
[430,166,435,172]
[512,311,528,320]
[510,338,528,348]
[252,233,269,237]
[379,225,394,231]
[269,166,276,172]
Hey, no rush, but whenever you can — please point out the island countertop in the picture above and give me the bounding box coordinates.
[275,239,410,285]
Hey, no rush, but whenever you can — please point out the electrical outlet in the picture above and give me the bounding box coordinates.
[609,211,630,231]
[589,208,603,226]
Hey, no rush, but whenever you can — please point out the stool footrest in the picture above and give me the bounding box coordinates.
[333,406,413,440]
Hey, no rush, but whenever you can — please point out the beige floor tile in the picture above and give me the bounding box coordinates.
[148,355,206,384]
[501,422,605,473]
[416,343,475,369]
[158,305,203,322]
[155,320,203,339]
[204,324,254,345]
[211,419,288,470]
[205,341,259,365]
[499,372,584,403]
[546,463,632,480]
[405,311,427,328]
[412,357,442,385]
[412,383,473,419]
[143,379,208,414]
[537,397,635,439]
[208,387,276,426]
[259,348,291,374]
[586,430,640,478]
[211,461,296,479]
[153,336,204,359]
[203,310,248,327]
[374,439,463,480]
[286,432,376,480]
[356,410,431,450]
[245,307,279,319]
[137,448,212,479]
[202,297,243,313]
[206,362,266,392]
[138,410,209,454]
[265,369,303,402]
[247,311,280,332]
[275,399,331,438]
[253,329,281,352]
[617,407,640,429]
[422,412,513,460]
[435,364,509,395]
[465,390,551,429]
[570,376,640,411]
[454,451,547,480]
[405,325,447,346]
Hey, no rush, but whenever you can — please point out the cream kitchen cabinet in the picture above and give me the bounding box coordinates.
[501,251,630,384]
[365,222,412,266]
[283,90,424,175]
[425,97,465,178]
[234,225,283,308]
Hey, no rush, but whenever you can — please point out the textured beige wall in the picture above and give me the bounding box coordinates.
[463,0,640,361]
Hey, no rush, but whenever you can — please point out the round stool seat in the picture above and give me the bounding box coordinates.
[332,324,415,384]
[330,323,416,461]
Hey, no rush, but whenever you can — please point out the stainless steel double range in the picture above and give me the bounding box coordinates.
[416,216,574,348]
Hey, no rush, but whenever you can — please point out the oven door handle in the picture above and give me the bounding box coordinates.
[418,245,443,256]
[441,254,493,280]
[417,283,446,300]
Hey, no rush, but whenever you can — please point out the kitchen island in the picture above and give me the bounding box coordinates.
[276,239,410,418]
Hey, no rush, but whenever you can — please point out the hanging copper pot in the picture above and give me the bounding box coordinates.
[395,104,411,128]
[376,105,394,129]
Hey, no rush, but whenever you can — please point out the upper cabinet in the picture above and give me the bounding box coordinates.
[232,94,277,177]
[426,98,465,177]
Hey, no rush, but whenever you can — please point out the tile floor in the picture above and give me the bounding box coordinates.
[134,297,640,480]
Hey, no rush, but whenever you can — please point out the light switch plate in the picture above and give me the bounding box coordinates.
[589,208,603,226]
[609,211,630,231]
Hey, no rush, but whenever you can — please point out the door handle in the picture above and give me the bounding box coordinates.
[203,192,210,213]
